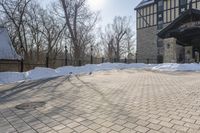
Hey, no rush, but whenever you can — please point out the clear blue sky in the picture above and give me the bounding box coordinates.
[41,0,141,31]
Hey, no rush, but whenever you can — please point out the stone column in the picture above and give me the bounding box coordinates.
[185,46,193,63]
[195,51,200,63]
[163,38,177,63]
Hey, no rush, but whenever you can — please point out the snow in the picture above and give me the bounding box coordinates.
[25,67,59,80]
[0,63,200,84]
[152,63,200,72]
[0,72,25,84]
[0,28,21,60]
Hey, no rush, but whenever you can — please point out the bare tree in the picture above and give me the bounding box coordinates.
[101,16,135,62]
[59,0,98,65]
[26,2,45,63]
[38,8,66,67]
[113,16,127,61]
[0,0,31,59]
[101,25,115,61]
[123,28,135,60]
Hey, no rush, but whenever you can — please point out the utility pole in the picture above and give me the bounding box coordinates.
[20,46,24,72]
[90,45,93,64]
[46,54,49,68]
[65,45,68,66]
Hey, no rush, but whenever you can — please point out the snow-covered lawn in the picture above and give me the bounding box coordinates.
[0,63,200,84]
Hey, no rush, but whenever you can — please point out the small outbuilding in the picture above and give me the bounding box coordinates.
[0,27,22,72]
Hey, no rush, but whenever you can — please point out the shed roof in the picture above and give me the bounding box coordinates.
[0,28,21,60]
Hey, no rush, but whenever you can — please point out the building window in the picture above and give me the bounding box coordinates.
[180,0,187,6]
[158,0,164,12]
[179,0,187,14]
[157,0,164,30]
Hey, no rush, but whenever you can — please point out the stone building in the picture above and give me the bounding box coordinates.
[135,0,200,63]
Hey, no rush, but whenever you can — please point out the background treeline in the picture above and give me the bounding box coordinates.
[0,0,135,67]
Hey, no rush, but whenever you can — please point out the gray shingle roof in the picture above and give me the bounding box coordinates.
[135,0,155,10]
[0,28,21,60]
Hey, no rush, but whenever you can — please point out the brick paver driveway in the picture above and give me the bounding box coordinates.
[1,70,200,133]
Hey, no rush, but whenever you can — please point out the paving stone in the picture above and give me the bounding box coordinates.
[67,122,80,128]
[46,121,60,127]
[170,119,185,125]
[148,118,160,124]
[110,124,124,131]
[187,128,200,133]
[136,120,150,126]
[74,125,88,132]
[31,123,46,129]
[158,117,171,122]
[109,130,119,133]
[172,124,189,132]
[101,121,114,127]
[123,122,137,129]
[114,119,127,125]
[159,127,176,133]
[147,123,162,130]
[46,130,57,133]
[182,117,196,124]
[52,124,66,131]
[93,118,106,124]
[36,126,51,133]
[80,120,93,126]
[147,129,160,133]
[159,121,174,128]
[96,126,111,133]
[58,127,73,133]
[134,126,150,133]
[60,119,73,125]
[184,122,200,129]
[88,123,101,130]
[82,129,97,133]
[22,129,37,133]
[74,117,86,122]
[169,115,182,120]
[120,128,137,133]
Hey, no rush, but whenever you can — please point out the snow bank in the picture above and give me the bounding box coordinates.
[25,67,59,80]
[56,63,148,75]
[1,63,200,84]
[152,63,200,72]
[0,72,25,84]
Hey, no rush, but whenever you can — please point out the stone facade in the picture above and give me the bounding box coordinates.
[137,23,171,64]
[136,26,158,63]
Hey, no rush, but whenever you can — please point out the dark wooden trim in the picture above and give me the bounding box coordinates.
[0,59,21,62]
[136,0,200,29]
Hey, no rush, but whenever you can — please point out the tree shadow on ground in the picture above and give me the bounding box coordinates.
[0,76,70,103]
